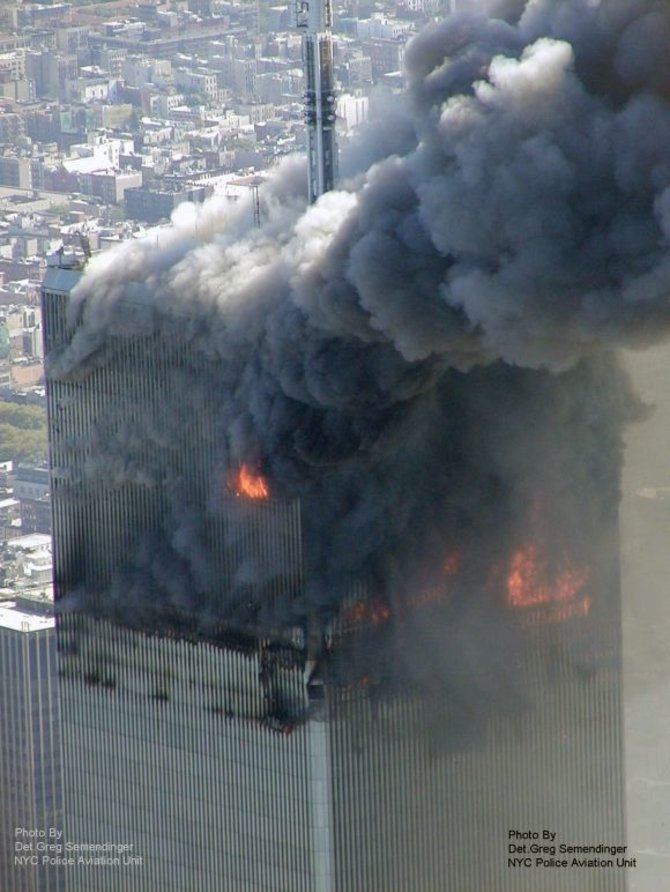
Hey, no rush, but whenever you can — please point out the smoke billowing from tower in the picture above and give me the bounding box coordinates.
[46,0,669,676]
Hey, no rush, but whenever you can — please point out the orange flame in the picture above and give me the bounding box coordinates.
[443,548,461,577]
[506,544,589,609]
[343,598,391,629]
[230,464,269,500]
[369,600,391,626]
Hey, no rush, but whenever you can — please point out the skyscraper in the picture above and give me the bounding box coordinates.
[0,598,63,892]
[41,249,627,892]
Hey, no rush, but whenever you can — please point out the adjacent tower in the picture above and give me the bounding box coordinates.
[0,599,62,892]
[297,0,337,201]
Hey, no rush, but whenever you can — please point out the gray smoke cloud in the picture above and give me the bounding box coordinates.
[48,0,664,703]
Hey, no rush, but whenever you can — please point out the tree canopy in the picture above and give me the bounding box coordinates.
[0,401,47,463]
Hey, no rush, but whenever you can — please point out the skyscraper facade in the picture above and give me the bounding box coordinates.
[42,252,627,892]
[42,253,336,892]
[0,599,63,892]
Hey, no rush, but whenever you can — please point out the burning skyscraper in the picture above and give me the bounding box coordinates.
[39,0,670,888]
[42,253,628,892]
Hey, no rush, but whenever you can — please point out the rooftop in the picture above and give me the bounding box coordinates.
[0,600,54,633]
[5,532,51,551]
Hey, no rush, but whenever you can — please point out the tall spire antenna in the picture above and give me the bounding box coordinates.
[297,0,337,202]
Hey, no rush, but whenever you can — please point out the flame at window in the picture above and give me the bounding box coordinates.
[230,464,270,500]
[442,548,461,578]
[506,543,589,609]
[343,598,391,629]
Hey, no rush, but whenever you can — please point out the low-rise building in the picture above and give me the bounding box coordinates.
[0,155,31,189]
[125,182,209,223]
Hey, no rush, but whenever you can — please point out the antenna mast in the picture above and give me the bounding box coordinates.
[297,0,337,202]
